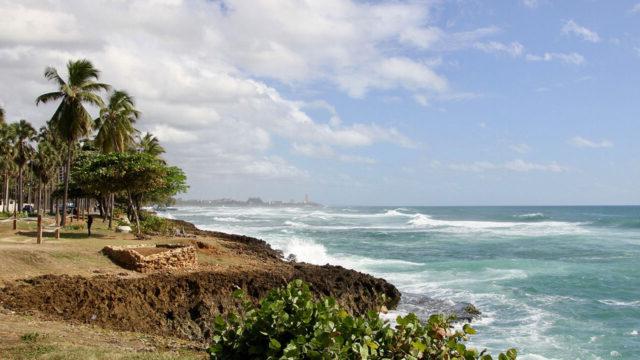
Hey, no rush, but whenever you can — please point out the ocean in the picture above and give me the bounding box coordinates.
[164,206,640,359]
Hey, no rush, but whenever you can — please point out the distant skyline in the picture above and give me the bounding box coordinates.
[1,0,639,205]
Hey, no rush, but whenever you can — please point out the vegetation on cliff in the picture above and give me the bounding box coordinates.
[209,280,517,360]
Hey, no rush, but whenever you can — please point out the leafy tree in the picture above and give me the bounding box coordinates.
[0,106,5,125]
[11,120,36,211]
[140,165,187,207]
[138,132,165,158]
[35,59,110,224]
[209,280,517,360]
[72,152,187,235]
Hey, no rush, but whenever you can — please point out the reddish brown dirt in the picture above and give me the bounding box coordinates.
[170,219,282,260]
[0,264,400,341]
[0,217,401,343]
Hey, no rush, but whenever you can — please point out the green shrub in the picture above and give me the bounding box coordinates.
[21,332,40,343]
[137,214,173,235]
[208,280,517,360]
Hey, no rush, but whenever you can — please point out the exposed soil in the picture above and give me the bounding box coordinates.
[169,219,282,260]
[0,217,401,345]
[0,264,400,341]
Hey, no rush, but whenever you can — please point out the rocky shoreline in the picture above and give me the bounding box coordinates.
[0,218,401,342]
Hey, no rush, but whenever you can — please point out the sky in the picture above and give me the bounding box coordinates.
[1,0,639,206]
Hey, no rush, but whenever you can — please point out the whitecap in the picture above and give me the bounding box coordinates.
[514,213,547,220]
[213,216,243,222]
[407,213,588,236]
[156,212,175,219]
[598,299,640,307]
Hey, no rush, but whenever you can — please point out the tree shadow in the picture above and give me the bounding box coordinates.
[16,231,107,239]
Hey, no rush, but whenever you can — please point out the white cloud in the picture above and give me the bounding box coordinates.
[503,159,567,172]
[151,124,199,144]
[568,136,613,148]
[338,57,448,98]
[526,52,585,65]
[413,94,430,107]
[522,0,540,8]
[442,159,567,173]
[292,143,376,164]
[474,41,524,57]
[631,3,640,13]
[402,26,501,52]
[509,143,531,154]
[413,91,482,107]
[562,20,600,43]
[241,156,309,180]
[0,5,84,44]
[399,27,444,49]
[0,0,445,190]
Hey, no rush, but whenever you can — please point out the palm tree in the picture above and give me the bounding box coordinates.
[0,122,15,213]
[11,120,36,212]
[94,90,140,153]
[95,90,140,228]
[32,135,60,215]
[138,132,165,157]
[35,59,110,225]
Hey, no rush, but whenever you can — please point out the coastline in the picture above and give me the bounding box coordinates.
[0,216,401,344]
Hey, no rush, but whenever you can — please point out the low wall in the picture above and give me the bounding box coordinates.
[102,244,197,272]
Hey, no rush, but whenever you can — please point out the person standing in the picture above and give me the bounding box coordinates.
[87,215,94,237]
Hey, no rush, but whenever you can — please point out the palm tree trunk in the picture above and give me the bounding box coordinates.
[18,167,23,213]
[2,171,7,213]
[0,172,4,213]
[109,193,114,229]
[38,183,43,215]
[61,144,72,226]
[48,184,54,215]
[127,191,141,236]
[27,171,31,206]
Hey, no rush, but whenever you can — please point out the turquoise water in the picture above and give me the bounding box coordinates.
[166,206,640,359]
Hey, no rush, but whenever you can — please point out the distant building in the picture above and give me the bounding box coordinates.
[247,197,265,205]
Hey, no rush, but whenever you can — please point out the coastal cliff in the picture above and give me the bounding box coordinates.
[0,218,400,342]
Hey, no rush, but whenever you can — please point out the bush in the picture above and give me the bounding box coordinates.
[208,280,517,360]
[136,214,173,235]
[21,332,40,343]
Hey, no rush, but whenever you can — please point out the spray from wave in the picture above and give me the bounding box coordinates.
[407,213,587,236]
[513,213,548,221]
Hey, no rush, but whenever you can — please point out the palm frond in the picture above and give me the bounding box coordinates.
[43,67,66,86]
[81,82,111,93]
[79,92,106,108]
[68,59,101,86]
[35,91,64,105]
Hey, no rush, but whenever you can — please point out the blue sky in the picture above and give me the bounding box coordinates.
[1,0,639,205]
